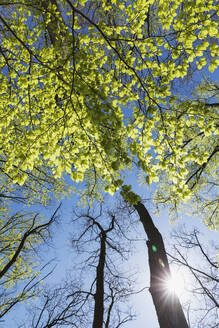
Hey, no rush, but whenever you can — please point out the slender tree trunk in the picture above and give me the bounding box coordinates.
[39,0,69,58]
[92,232,106,328]
[134,202,189,328]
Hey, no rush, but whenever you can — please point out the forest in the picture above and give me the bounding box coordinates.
[0,0,218,327]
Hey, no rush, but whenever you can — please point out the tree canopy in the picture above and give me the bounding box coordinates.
[0,0,218,223]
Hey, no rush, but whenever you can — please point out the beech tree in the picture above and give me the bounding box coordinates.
[0,152,66,317]
[0,0,218,326]
[0,205,60,319]
[18,202,136,328]
[71,203,136,328]
[132,202,189,328]
[154,78,218,227]
[0,0,218,222]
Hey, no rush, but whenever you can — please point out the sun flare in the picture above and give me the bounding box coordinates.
[164,272,185,297]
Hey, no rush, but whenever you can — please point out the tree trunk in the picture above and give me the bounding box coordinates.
[39,0,69,58]
[134,202,189,328]
[92,232,106,328]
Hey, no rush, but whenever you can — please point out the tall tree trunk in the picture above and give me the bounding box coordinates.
[92,231,106,328]
[134,202,189,328]
[39,0,69,58]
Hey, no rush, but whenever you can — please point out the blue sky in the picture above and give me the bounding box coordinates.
[3,170,218,327]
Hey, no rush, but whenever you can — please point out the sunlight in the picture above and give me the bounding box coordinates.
[164,271,186,297]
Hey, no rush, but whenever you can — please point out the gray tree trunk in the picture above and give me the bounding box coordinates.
[134,202,189,328]
[92,231,106,328]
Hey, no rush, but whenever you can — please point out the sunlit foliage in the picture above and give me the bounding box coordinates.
[0,0,218,225]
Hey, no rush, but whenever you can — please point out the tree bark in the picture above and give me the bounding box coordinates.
[92,231,106,328]
[134,202,189,328]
